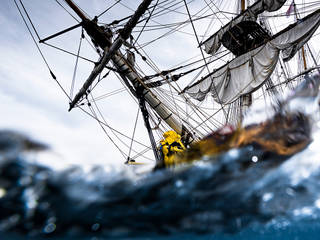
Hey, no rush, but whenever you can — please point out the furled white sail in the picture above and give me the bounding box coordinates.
[202,0,286,55]
[184,9,320,104]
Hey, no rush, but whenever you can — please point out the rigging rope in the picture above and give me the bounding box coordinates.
[133,0,160,46]
[135,0,209,49]
[183,0,228,122]
[43,42,95,63]
[56,0,80,22]
[14,0,71,101]
[97,0,122,18]
[19,0,41,40]
[127,107,140,160]
[70,28,84,99]
[16,0,152,156]
[88,96,128,160]
[88,92,154,162]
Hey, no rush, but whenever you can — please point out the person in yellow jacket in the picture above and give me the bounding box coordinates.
[158,130,186,168]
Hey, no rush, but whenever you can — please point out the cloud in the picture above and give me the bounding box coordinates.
[0,87,124,166]
[0,2,141,168]
[3,0,317,170]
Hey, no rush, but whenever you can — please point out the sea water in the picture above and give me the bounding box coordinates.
[1,76,320,239]
[1,124,320,239]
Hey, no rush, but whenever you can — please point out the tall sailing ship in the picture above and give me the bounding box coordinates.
[15,0,320,167]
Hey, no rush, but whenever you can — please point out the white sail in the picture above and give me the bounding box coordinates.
[203,0,286,55]
[184,9,320,104]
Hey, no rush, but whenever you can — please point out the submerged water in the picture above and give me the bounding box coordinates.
[1,75,320,239]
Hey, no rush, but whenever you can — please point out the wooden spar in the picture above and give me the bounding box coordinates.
[39,23,82,43]
[111,53,183,134]
[241,0,245,12]
[64,0,88,21]
[302,46,308,70]
[68,40,123,111]
[68,0,153,111]
[64,0,185,135]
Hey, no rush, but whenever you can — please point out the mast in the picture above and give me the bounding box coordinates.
[239,0,252,119]
[241,0,245,13]
[292,0,308,71]
[64,0,189,162]
[201,0,286,55]
[183,8,320,105]
[66,0,153,111]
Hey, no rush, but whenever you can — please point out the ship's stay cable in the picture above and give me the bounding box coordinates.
[151,0,205,19]
[131,40,219,133]
[87,97,127,160]
[84,67,156,159]
[43,42,95,63]
[127,107,140,161]
[88,92,154,161]
[79,105,151,149]
[130,35,226,132]
[200,10,216,42]
[83,88,126,104]
[189,106,224,133]
[123,55,205,134]
[105,0,176,27]
[142,0,195,20]
[97,0,122,18]
[133,0,160,46]
[204,0,230,25]
[183,0,228,122]
[139,7,212,48]
[14,0,71,101]
[130,143,153,161]
[119,0,194,19]
[131,13,218,35]
[155,86,218,134]
[132,12,226,30]
[128,5,229,78]
[78,87,149,148]
[153,0,192,16]
[136,12,211,71]
[135,0,212,49]
[16,0,148,159]
[306,43,319,71]
[148,0,188,17]
[143,50,229,82]
[56,0,80,22]
[88,93,131,159]
[17,0,215,160]
[70,28,84,99]
[17,4,150,152]
[19,0,41,41]
[43,41,119,73]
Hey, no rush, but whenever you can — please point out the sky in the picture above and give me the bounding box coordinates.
[0,0,129,168]
[0,0,201,169]
[1,0,221,169]
[1,0,318,169]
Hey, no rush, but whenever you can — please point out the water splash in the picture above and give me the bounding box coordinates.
[1,75,320,239]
